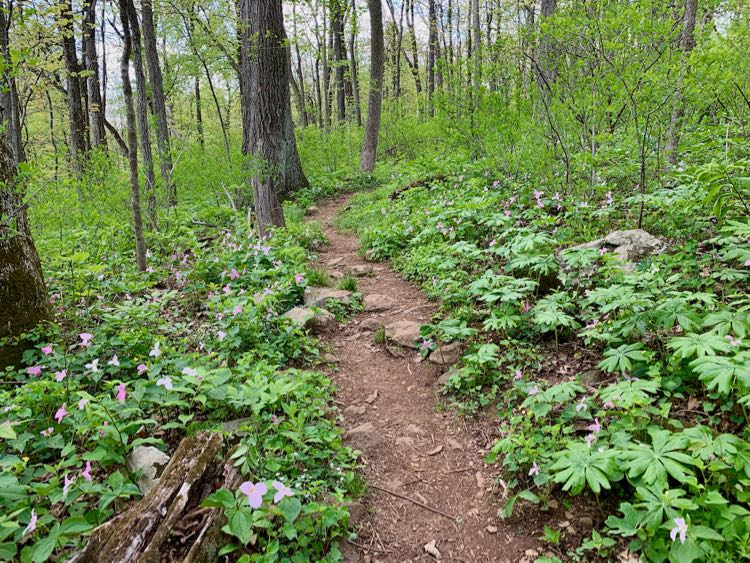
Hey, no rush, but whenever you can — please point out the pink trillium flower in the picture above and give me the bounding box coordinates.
[272,481,293,504]
[585,433,597,448]
[85,359,100,373]
[745,259,750,267]
[576,397,588,412]
[223,284,232,294]
[108,355,120,367]
[41,346,53,356]
[23,509,37,536]
[41,427,54,437]
[116,383,127,402]
[529,462,540,476]
[261,246,271,256]
[27,365,43,377]
[528,385,539,396]
[599,247,608,256]
[239,481,268,509]
[79,333,93,347]
[55,370,67,382]
[182,367,198,377]
[603,400,615,409]
[54,404,68,423]
[670,517,688,544]
[514,370,523,380]
[726,335,741,347]
[156,376,173,390]
[146,267,154,273]
[232,305,243,316]
[294,273,305,284]
[271,414,279,425]
[137,364,148,375]
[82,461,92,481]
[230,268,240,280]
[420,340,433,350]
[78,398,89,410]
[587,418,602,433]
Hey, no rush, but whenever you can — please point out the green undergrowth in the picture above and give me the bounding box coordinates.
[1,204,360,562]
[339,156,750,562]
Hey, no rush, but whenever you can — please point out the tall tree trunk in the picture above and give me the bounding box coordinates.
[536,0,556,93]
[667,0,698,164]
[0,6,50,368]
[291,2,310,127]
[125,0,157,227]
[348,0,362,126]
[118,0,147,272]
[472,0,481,99]
[360,0,384,173]
[332,0,347,122]
[427,0,437,114]
[83,0,106,149]
[194,76,204,149]
[141,0,176,205]
[58,0,88,176]
[314,56,323,128]
[240,0,306,234]
[405,0,422,94]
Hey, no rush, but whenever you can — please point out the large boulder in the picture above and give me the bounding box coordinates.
[385,320,421,348]
[570,229,667,271]
[303,287,352,308]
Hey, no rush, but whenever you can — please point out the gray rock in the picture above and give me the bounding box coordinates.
[428,342,463,365]
[364,249,377,261]
[437,368,459,387]
[360,318,385,331]
[322,353,339,364]
[343,404,367,417]
[282,306,336,331]
[306,205,319,214]
[304,287,352,308]
[385,320,422,348]
[127,446,171,495]
[344,422,382,449]
[350,264,374,277]
[363,294,394,312]
[570,229,667,272]
[326,257,344,268]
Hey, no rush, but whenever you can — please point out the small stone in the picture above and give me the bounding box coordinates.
[282,306,336,331]
[360,318,385,331]
[446,438,463,450]
[386,344,407,358]
[322,353,339,364]
[437,368,458,386]
[427,445,444,456]
[127,446,170,495]
[486,525,498,534]
[423,540,441,560]
[365,390,379,404]
[385,320,422,348]
[404,423,425,436]
[579,516,594,530]
[428,342,463,365]
[344,405,367,417]
[350,264,374,277]
[364,249,377,261]
[306,205,319,214]
[344,422,382,449]
[304,287,352,308]
[326,257,344,268]
[363,294,394,312]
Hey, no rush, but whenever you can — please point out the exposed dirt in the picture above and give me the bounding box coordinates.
[307,195,547,562]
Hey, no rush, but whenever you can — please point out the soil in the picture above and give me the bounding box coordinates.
[307,195,549,562]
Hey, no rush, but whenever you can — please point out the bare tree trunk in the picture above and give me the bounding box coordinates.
[405,0,422,95]
[427,0,437,114]
[118,0,147,271]
[360,0,384,174]
[58,0,89,176]
[536,0,556,94]
[240,0,306,233]
[314,56,323,128]
[291,2,310,127]
[472,0,481,99]
[125,0,157,228]
[141,0,175,206]
[667,0,698,164]
[0,2,25,165]
[332,0,347,122]
[83,0,106,149]
[349,0,363,125]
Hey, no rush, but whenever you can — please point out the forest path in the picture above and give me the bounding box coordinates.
[307,195,541,562]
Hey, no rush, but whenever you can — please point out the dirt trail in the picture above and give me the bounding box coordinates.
[308,196,541,562]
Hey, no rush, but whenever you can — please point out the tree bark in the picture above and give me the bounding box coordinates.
[360,0,384,174]
[348,0,362,126]
[240,0,307,234]
[118,0,147,272]
[332,0,347,122]
[141,0,176,206]
[83,0,107,150]
[58,0,89,176]
[124,0,157,230]
[0,2,25,166]
[428,0,438,114]
[472,0,481,98]
[666,0,698,164]
[405,0,422,94]
[536,0,556,93]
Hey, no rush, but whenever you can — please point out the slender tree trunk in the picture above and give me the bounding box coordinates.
[58,0,88,176]
[314,56,323,128]
[536,0,556,94]
[405,0,422,94]
[83,0,106,149]
[194,77,204,148]
[240,0,306,234]
[291,2,310,127]
[141,0,175,205]
[118,0,147,272]
[360,0,384,173]
[125,0,157,227]
[349,0,363,126]
[427,0,437,114]
[0,3,25,165]
[332,0,347,122]
[472,0,481,99]
[667,0,698,164]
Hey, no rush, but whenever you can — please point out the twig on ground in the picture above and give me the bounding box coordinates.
[372,483,456,520]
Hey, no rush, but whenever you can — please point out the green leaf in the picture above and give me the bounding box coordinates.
[202,488,236,509]
[279,497,302,523]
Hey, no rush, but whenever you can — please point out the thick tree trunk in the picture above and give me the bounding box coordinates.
[360,0,384,174]
[58,0,89,176]
[0,3,24,165]
[666,0,698,164]
[141,0,175,206]
[0,139,50,369]
[240,0,306,234]
[83,0,106,150]
[118,0,147,272]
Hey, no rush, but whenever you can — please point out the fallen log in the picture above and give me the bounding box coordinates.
[70,431,236,563]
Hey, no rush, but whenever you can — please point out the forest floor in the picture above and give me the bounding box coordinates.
[308,195,546,562]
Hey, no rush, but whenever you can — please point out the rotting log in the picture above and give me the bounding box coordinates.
[70,431,237,563]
